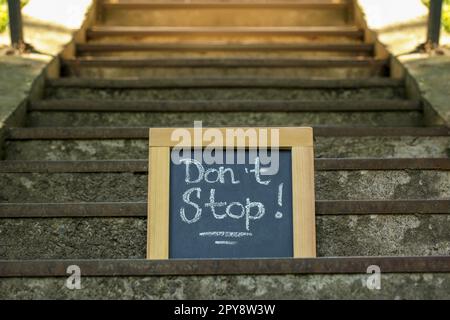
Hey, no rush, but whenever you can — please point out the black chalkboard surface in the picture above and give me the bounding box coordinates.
[169,149,293,259]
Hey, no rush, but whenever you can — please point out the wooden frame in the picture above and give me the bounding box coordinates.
[147,127,316,259]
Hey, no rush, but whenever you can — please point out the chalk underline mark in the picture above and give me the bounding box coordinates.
[199,231,253,238]
[215,241,237,245]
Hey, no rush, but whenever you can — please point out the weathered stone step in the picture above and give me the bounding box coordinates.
[65,66,385,79]
[8,126,449,140]
[78,42,372,53]
[101,0,347,6]
[78,52,371,59]
[100,0,348,8]
[1,271,449,299]
[32,99,417,112]
[1,200,447,259]
[0,214,450,258]
[63,57,388,68]
[4,136,449,160]
[76,43,373,58]
[0,214,449,259]
[76,42,374,58]
[47,77,404,89]
[2,200,448,258]
[100,1,349,10]
[62,57,387,78]
[0,170,448,202]
[1,257,450,299]
[86,26,363,41]
[86,26,365,47]
[89,36,364,47]
[100,1,349,27]
[7,126,448,140]
[44,88,406,101]
[26,111,423,127]
[64,57,385,68]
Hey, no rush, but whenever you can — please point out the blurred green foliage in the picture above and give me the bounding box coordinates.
[422,0,450,33]
[0,0,28,33]
[0,0,7,33]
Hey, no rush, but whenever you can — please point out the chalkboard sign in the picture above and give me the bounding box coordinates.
[147,127,316,260]
[169,149,293,259]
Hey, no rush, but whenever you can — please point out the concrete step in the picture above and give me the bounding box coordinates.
[0,194,449,258]
[45,87,405,101]
[86,26,364,44]
[8,126,448,139]
[86,26,364,46]
[88,36,364,46]
[0,212,449,259]
[47,77,404,89]
[62,57,388,78]
[0,168,448,202]
[1,257,450,299]
[7,126,448,138]
[99,1,350,27]
[26,110,423,127]
[4,136,450,161]
[76,42,374,58]
[63,57,385,68]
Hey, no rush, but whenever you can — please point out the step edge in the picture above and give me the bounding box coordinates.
[46,77,404,89]
[102,2,349,10]
[7,127,450,139]
[30,99,422,112]
[76,43,374,53]
[0,159,448,172]
[1,256,450,276]
[0,200,449,218]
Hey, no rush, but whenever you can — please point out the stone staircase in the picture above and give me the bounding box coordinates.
[0,0,449,299]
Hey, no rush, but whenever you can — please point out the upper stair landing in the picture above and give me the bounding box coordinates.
[75,1,372,78]
[98,1,352,27]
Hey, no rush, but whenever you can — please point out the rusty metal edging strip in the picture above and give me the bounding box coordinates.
[86,26,364,39]
[0,159,448,173]
[312,126,450,137]
[7,127,150,140]
[0,200,448,218]
[0,202,147,218]
[316,158,450,170]
[0,160,147,173]
[63,57,387,68]
[76,43,374,53]
[30,99,422,112]
[102,2,349,10]
[7,127,450,140]
[0,256,449,277]
[47,78,402,89]
[316,199,450,215]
